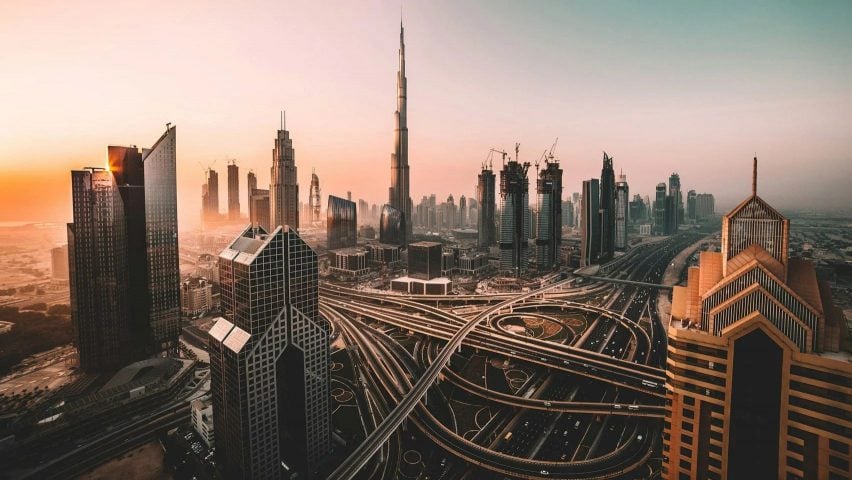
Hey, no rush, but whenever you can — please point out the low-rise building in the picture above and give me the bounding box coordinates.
[456,252,490,276]
[191,398,215,448]
[329,248,370,278]
[390,276,452,295]
[180,278,213,317]
[366,243,401,268]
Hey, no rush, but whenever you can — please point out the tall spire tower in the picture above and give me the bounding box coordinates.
[389,21,411,246]
[271,110,299,230]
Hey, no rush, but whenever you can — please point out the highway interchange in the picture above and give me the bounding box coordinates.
[323,232,706,479]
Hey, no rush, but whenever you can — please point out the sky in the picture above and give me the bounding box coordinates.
[1,0,851,225]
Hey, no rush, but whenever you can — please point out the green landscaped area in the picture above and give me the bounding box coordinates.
[0,306,72,376]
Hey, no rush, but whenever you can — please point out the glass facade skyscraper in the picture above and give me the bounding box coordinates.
[327,195,357,250]
[68,168,131,372]
[142,126,181,354]
[535,160,562,270]
[499,158,530,276]
[580,178,600,267]
[209,226,330,480]
[599,152,615,262]
[379,204,405,246]
[67,125,180,369]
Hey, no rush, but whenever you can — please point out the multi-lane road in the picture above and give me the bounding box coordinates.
[323,232,706,479]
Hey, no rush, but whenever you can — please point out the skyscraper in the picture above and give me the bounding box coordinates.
[227,160,240,220]
[379,204,405,246]
[209,226,330,480]
[309,171,321,224]
[68,125,180,370]
[499,150,530,276]
[458,195,467,228]
[250,189,270,232]
[686,189,697,221]
[669,171,682,229]
[271,112,299,230]
[535,159,562,270]
[141,126,181,354]
[629,194,646,224]
[580,179,600,267]
[389,22,411,246]
[654,182,667,235]
[477,165,497,248]
[327,195,357,250]
[69,167,131,372]
[663,159,850,480]
[247,170,257,214]
[695,193,715,219]
[599,152,616,261]
[202,168,219,222]
[615,172,629,250]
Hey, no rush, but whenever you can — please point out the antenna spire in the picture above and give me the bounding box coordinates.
[752,155,758,195]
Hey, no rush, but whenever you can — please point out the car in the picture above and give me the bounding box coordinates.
[540,470,549,475]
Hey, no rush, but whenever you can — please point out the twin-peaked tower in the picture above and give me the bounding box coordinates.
[388,22,412,246]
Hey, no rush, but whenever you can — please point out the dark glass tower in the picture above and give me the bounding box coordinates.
[247,170,257,217]
[535,160,563,270]
[142,126,181,354]
[669,171,682,229]
[389,22,411,246]
[599,152,615,261]
[209,226,330,479]
[379,204,405,246]
[498,155,530,276]
[227,160,240,220]
[580,179,600,266]
[477,166,497,248]
[271,112,299,230]
[68,125,180,369]
[68,168,131,371]
[654,182,667,234]
[202,168,219,222]
[327,195,357,250]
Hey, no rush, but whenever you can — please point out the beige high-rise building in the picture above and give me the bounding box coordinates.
[664,158,850,480]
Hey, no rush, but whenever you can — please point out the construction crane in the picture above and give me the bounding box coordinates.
[197,159,217,176]
[487,148,508,169]
[547,137,559,162]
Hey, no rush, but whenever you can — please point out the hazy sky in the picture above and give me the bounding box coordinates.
[1,0,851,225]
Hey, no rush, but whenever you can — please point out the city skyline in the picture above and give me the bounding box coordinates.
[2,1,852,225]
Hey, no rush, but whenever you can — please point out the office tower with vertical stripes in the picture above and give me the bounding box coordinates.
[580,179,600,267]
[664,158,850,480]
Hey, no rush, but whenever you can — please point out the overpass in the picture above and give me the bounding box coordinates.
[326,279,575,480]
[575,275,672,290]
